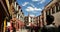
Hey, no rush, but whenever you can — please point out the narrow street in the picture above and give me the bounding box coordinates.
[16,29,28,32]
[0,0,60,32]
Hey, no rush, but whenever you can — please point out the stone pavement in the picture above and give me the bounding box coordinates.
[16,29,28,32]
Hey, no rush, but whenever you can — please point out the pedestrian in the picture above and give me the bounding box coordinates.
[6,27,10,32]
[13,27,16,32]
[12,21,16,32]
[34,26,39,32]
[31,27,33,32]
[41,15,58,32]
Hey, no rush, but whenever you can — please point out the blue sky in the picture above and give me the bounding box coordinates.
[16,0,51,17]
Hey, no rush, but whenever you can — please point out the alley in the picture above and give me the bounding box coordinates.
[0,0,60,32]
[16,29,28,32]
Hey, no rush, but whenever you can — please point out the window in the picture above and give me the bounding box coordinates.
[18,14,19,19]
[31,20,32,22]
[9,0,12,5]
[56,3,59,12]
[49,9,51,15]
[21,10,22,12]
[52,7,55,14]
[59,5,60,11]
[46,11,48,16]
[59,2,60,11]
[55,2,60,12]
[42,18,44,25]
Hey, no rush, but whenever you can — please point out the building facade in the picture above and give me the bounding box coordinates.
[24,15,36,27]
[5,0,25,31]
[42,0,60,27]
[12,1,24,22]
[0,0,12,32]
[24,16,29,26]
[35,16,40,26]
[36,15,43,27]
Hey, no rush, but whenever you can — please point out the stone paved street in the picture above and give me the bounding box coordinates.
[16,29,28,32]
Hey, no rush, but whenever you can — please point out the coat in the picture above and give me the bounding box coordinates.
[41,24,58,32]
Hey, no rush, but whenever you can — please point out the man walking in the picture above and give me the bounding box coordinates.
[41,15,58,32]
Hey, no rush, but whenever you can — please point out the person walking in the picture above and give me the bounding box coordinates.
[12,21,16,32]
[41,15,58,32]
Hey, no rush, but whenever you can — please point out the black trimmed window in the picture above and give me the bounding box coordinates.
[46,11,48,16]
[56,3,59,12]
[49,9,51,15]
[59,2,60,11]
[18,14,19,19]
[52,7,55,14]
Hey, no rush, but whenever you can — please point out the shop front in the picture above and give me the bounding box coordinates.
[0,0,10,32]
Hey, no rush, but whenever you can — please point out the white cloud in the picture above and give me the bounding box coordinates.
[32,0,40,1]
[40,0,45,4]
[33,11,37,13]
[30,4,35,7]
[30,14,35,17]
[32,0,45,4]
[26,6,42,12]
[22,2,29,6]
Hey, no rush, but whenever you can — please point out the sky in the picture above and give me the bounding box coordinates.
[16,0,51,17]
